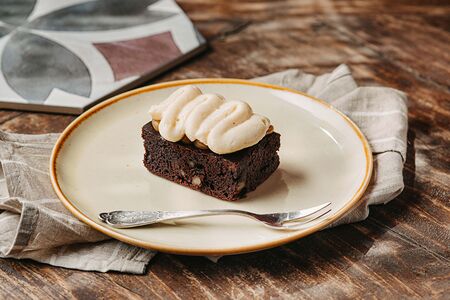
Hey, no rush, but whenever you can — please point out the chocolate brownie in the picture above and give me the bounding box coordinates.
[142,122,280,201]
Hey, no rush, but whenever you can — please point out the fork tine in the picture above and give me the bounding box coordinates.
[282,202,331,223]
[281,208,332,228]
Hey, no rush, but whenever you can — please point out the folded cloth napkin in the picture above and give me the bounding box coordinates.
[255,64,408,225]
[0,64,407,273]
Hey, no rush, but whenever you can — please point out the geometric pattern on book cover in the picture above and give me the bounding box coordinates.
[0,0,204,109]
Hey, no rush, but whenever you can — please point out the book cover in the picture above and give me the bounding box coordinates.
[0,0,206,114]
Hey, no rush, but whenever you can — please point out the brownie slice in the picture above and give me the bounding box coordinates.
[142,122,280,201]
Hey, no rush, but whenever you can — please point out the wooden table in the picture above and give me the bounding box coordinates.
[1,1,449,299]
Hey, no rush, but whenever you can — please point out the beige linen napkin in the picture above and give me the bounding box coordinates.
[0,64,407,272]
[255,64,407,225]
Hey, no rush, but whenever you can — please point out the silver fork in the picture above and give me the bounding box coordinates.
[98,202,331,229]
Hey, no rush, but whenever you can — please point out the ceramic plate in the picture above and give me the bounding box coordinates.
[50,79,372,256]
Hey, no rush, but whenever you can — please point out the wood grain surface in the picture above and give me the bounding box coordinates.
[0,0,449,299]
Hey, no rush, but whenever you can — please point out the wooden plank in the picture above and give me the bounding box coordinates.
[0,220,448,299]
[0,113,75,134]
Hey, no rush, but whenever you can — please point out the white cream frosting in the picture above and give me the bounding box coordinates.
[149,85,271,154]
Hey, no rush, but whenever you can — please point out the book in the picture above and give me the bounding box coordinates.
[0,0,206,114]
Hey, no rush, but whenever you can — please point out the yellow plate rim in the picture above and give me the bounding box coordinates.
[50,78,373,256]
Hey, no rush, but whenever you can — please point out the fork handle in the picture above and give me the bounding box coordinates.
[99,209,258,228]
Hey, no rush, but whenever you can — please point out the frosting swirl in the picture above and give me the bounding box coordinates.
[149,85,271,154]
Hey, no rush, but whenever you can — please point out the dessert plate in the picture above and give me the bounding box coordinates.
[50,79,372,256]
